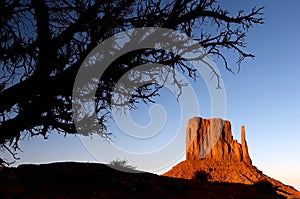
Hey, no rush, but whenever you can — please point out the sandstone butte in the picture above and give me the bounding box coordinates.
[163,117,300,198]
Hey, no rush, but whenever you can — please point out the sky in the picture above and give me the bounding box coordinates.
[2,0,300,191]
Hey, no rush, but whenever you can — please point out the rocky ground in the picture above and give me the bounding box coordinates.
[164,159,300,199]
[0,162,291,199]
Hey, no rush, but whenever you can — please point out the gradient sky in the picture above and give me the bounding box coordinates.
[2,0,300,190]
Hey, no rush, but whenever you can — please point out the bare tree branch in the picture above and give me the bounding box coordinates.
[0,0,264,164]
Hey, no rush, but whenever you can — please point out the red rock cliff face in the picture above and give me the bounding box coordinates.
[186,117,252,164]
[165,117,300,198]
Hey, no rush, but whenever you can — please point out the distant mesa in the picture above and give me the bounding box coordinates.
[186,117,251,164]
[164,117,300,198]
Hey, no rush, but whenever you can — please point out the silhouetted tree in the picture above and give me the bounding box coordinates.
[0,0,264,164]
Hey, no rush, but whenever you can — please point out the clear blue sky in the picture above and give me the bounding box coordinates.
[3,0,300,190]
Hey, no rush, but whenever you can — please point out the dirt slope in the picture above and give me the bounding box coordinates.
[0,162,289,199]
[164,159,300,198]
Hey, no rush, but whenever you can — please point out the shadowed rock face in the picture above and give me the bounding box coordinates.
[186,117,251,164]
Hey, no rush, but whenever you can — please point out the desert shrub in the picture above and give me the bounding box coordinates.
[193,170,210,181]
[109,159,136,172]
[257,170,263,174]
[254,180,277,194]
[209,168,213,172]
